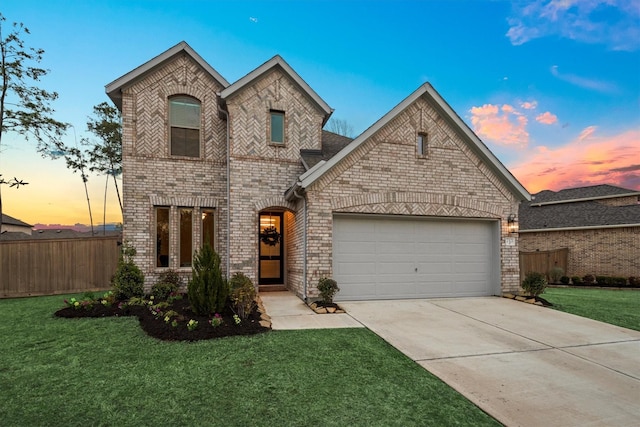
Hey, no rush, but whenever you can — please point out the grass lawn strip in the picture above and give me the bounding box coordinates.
[544,287,640,331]
[0,294,499,426]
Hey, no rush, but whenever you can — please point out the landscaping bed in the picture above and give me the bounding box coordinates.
[54,293,270,341]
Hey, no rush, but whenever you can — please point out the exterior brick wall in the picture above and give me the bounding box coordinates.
[520,227,640,278]
[120,53,227,290]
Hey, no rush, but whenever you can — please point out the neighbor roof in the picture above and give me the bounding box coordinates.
[520,185,640,231]
[530,184,640,205]
[106,41,230,109]
[1,214,32,228]
[292,83,530,201]
[219,55,332,120]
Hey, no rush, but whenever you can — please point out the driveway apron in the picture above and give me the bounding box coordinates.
[341,297,640,427]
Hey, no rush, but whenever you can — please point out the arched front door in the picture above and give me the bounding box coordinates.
[259,212,284,285]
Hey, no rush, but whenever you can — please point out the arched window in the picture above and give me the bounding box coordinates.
[169,96,201,157]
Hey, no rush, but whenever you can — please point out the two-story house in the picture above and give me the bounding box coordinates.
[106,42,529,301]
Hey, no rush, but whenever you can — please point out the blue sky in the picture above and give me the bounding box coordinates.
[2,0,639,225]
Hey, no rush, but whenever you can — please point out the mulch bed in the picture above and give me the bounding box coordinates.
[54,296,269,342]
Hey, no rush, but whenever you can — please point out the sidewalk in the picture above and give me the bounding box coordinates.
[259,291,362,330]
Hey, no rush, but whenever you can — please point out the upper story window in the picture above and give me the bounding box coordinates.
[417,132,428,157]
[270,110,285,144]
[169,96,201,157]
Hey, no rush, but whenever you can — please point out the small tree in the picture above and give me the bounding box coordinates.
[521,272,547,297]
[188,244,228,315]
[326,118,355,138]
[112,242,144,300]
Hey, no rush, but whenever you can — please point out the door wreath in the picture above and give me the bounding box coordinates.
[260,226,281,246]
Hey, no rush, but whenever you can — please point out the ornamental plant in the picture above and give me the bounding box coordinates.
[317,277,340,304]
[187,319,199,331]
[210,313,223,328]
[151,269,183,300]
[187,244,228,315]
[521,272,547,297]
[112,241,144,300]
[229,272,256,320]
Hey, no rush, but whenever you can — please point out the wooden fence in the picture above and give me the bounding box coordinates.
[519,248,569,281]
[0,236,121,298]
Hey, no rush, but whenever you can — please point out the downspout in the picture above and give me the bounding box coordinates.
[292,189,307,302]
[218,103,231,279]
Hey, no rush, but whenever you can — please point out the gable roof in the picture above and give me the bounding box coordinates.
[301,130,353,169]
[293,83,530,201]
[1,213,32,228]
[219,55,332,120]
[520,185,640,231]
[106,41,230,110]
[530,184,640,205]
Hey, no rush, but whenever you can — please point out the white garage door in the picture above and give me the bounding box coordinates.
[333,215,498,300]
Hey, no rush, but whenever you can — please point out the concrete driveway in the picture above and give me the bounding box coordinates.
[340,297,640,427]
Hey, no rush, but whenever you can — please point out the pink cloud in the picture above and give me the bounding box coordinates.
[578,125,597,141]
[509,128,640,193]
[520,101,538,110]
[470,103,529,147]
[535,111,558,125]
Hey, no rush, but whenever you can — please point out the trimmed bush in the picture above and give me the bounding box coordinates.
[629,277,639,287]
[112,242,145,301]
[549,267,564,284]
[583,274,596,285]
[521,272,547,297]
[188,244,228,316]
[151,269,183,300]
[317,277,340,304]
[611,277,628,287]
[229,272,256,320]
[560,276,570,285]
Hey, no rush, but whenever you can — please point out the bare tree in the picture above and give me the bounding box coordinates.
[83,102,122,214]
[326,118,355,138]
[0,14,67,232]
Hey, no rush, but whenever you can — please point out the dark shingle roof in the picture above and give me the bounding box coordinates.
[300,130,353,168]
[531,184,637,204]
[520,185,640,230]
[1,214,32,228]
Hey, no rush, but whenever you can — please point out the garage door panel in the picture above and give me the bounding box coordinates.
[334,215,497,300]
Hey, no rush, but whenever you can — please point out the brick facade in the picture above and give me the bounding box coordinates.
[113,43,526,297]
[520,227,640,278]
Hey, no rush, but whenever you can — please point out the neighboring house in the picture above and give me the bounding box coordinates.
[106,41,529,301]
[0,214,33,235]
[519,184,640,278]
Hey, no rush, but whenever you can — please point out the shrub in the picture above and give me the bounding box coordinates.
[229,272,256,320]
[560,276,570,285]
[595,276,608,286]
[612,277,628,287]
[317,277,340,304]
[112,242,145,301]
[629,277,639,287]
[549,267,564,284]
[187,244,228,316]
[583,274,596,285]
[571,276,583,285]
[151,270,182,300]
[521,272,547,297]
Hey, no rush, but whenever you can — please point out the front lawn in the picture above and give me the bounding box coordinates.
[0,294,498,426]
[544,287,640,331]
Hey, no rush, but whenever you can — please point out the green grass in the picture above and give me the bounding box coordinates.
[544,287,640,331]
[0,294,498,427]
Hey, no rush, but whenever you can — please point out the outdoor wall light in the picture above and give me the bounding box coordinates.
[507,214,518,234]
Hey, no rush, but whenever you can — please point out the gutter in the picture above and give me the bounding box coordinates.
[291,189,308,302]
[217,101,231,279]
[520,223,640,233]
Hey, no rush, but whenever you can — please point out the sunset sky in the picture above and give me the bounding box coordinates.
[1,0,639,226]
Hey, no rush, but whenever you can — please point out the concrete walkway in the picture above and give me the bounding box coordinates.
[259,291,362,330]
[341,297,640,427]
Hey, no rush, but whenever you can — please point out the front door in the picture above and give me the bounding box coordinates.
[259,212,284,285]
